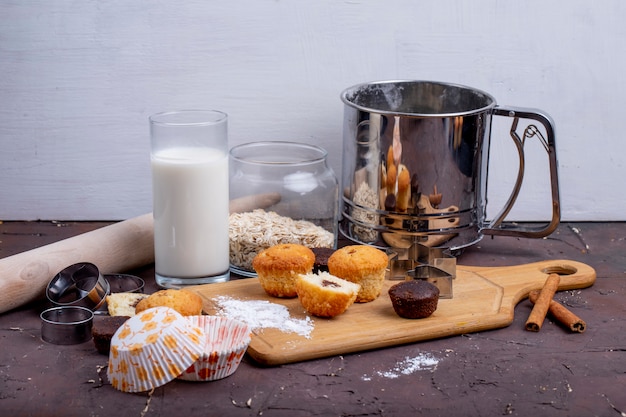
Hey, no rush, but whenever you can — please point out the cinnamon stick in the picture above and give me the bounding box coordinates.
[528,290,586,333]
[525,273,560,332]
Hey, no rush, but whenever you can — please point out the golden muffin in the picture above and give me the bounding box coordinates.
[296,272,360,318]
[327,245,389,302]
[252,243,316,298]
[134,289,203,316]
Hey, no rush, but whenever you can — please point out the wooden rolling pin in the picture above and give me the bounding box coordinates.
[0,213,154,315]
[0,193,282,314]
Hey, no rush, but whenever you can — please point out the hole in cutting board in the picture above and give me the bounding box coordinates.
[541,264,577,276]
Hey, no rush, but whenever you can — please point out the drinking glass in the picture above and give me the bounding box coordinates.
[150,110,230,287]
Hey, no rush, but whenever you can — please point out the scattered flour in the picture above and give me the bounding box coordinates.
[362,353,439,380]
[213,295,314,339]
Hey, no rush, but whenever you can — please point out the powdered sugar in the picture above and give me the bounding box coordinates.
[213,296,314,339]
[361,353,439,380]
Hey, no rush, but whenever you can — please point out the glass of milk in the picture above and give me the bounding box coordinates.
[149,110,230,287]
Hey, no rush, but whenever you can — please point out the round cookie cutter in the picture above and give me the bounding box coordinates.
[40,306,94,345]
[46,262,110,310]
[104,274,145,293]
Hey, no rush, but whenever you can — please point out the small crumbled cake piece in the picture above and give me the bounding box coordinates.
[106,293,149,316]
[296,272,360,318]
[252,243,316,298]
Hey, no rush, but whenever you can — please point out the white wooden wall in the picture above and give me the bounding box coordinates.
[1,1,624,221]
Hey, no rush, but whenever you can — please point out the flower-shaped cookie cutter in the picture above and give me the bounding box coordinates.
[386,242,456,299]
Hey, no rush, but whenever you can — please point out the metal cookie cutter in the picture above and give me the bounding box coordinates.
[104,274,145,294]
[46,262,110,310]
[40,306,94,345]
[386,242,456,298]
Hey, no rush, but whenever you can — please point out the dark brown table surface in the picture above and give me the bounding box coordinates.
[1,220,625,417]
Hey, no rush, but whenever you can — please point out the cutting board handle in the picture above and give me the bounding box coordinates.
[461,259,596,307]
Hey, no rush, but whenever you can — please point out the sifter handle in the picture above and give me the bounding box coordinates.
[483,106,561,238]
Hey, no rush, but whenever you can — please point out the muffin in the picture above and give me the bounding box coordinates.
[311,247,335,273]
[134,289,203,316]
[252,243,316,298]
[295,272,360,318]
[106,293,149,317]
[327,245,389,302]
[388,280,440,319]
[92,315,130,355]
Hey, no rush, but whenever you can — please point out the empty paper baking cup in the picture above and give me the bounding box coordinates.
[40,306,94,345]
[104,274,145,293]
[46,262,110,310]
[178,316,251,382]
[107,306,205,393]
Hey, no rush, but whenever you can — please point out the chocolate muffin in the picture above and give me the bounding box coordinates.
[388,280,440,319]
[311,247,335,273]
[92,315,129,355]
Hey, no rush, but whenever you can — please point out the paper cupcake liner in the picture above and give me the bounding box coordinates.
[107,306,205,393]
[178,315,251,382]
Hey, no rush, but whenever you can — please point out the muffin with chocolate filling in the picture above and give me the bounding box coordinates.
[106,292,148,317]
[296,271,360,318]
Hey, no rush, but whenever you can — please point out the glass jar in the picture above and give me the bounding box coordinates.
[229,141,339,276]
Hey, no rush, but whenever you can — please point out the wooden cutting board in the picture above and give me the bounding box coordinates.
[187,259,595,366]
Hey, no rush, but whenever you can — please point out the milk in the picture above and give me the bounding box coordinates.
[151,146,229,280]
